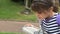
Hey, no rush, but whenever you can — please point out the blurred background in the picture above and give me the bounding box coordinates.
[0,0,60,34]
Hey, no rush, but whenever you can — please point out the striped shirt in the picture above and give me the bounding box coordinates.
[40,13,60,34]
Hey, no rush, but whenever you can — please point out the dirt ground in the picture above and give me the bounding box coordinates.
[0,20,39,33]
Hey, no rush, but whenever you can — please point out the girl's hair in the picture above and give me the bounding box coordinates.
[31,0,58,13]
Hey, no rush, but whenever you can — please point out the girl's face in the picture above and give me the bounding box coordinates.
[36,10,49,20]
[35,7,54,20]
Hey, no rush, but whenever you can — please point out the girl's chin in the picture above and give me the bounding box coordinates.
[38,18,44,20]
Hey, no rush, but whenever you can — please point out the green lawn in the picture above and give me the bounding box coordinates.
[0,0,37,22]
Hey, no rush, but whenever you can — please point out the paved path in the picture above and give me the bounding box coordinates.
[0,21,39,33]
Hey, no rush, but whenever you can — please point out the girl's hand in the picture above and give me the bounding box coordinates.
[24,23,39,29]
[25,23,33,27]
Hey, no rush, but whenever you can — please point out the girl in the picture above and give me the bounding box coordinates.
[26,0,60,34]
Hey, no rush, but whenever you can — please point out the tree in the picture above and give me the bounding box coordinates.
[21,0,32,15]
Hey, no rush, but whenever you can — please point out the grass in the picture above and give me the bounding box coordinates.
[0,0,37,22]
[0,32,20,34]
[0,32,27,34]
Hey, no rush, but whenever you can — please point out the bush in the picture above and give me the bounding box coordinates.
[11,0,24,5]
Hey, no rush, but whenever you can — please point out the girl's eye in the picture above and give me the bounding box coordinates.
[38,12,43,14]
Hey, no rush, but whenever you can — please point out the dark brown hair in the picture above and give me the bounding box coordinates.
[31,0,58,13]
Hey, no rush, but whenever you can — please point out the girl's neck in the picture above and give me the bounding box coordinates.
[46,11,55,20]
